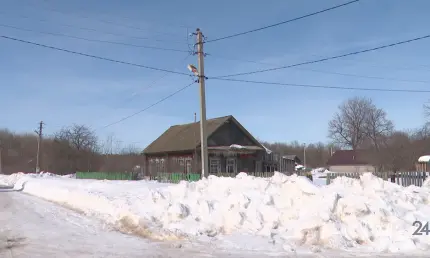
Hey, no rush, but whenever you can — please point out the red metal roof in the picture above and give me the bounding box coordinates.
[326,150,371,166]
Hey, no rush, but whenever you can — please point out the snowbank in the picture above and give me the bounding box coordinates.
[1,172,430,254]
[310,168,330,186]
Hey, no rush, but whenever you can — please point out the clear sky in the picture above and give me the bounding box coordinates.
[1,0,430,150]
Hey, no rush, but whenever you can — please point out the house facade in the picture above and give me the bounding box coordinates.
[326,150,376,173]
[142,115,296,176]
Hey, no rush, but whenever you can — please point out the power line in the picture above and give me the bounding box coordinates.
[20,0,189,39]
[210,77,430,93]
[0,35,192,76]
[205,0,360,43]
[207,54,430,84]
[213,33,430,78]
[116,54,192,104]
[0,12,187,44]
[89,54,191,128]
[40,0,192,30]
[0,23,189,53]
[292,67,430,84]
[99,81,196,130]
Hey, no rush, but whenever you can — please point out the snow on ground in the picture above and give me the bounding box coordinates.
[311,168,329,186]
[1,172,430,256]
[2,185,276,258]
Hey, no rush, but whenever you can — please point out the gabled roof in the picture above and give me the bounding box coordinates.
[283,155,302,163]
[326,150,371,166]
[143,115,263,155]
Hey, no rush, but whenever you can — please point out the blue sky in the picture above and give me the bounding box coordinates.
[1,0,430,150]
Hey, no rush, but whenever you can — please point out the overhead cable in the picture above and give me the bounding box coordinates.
[212,34,430,78]
[205,0,360,43]
[210,77,430,93]
[0,35,192,76]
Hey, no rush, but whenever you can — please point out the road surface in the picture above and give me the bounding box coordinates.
[0,185,245,258]
[1,185,298,258]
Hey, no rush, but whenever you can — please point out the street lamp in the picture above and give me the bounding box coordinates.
[187,64,199,76]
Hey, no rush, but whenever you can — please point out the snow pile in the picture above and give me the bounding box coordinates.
[3,172,430,253]
[312,167,329,174]
[310,168,330,186]
[62,173,76,179]
[229,144,245,149]
[0,172,69,186]
[0,172,28,185]
[295,164,304,170]
[38,171,58,178]
[423,176,430,187]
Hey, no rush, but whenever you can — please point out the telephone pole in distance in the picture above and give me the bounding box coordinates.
[35,121,44,173]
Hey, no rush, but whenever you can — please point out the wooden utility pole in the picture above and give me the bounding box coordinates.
[193,112,198,173]
[196,28,209,178]
[35,121,44,173]
[303,144,307,169]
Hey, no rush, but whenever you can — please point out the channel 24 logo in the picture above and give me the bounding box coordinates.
[412,221,430,235]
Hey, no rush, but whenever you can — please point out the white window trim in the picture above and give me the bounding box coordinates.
[226,158,237,173]
[209,157,221,174]
[185,159,192,173]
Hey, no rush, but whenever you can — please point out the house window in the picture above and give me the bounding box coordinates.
[209,158,221,174]
[156,159,165,173]
[179,158,184,167]
[226,158,237,173]
[185,159,192,174]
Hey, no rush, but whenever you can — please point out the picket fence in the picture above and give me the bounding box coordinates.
[75,170,427,188]
[325,171,428,187]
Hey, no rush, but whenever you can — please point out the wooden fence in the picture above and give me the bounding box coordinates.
[326,171,428,187]
[148,171,310,184]
[76,171,138,180]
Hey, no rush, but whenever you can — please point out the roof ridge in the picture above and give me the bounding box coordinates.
[143,115,234,154]
[172,115,232,127]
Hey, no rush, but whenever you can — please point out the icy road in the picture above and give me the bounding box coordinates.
[0,186,269,258]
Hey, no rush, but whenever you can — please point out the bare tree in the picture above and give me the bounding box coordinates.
[53,124,100,173]
[382,131,415,171]
[120,144,140,155]
[100,133,115,155]
[261,141,339,168]
[424,101,430,118]
[364,105,394,150]
[328,97,372,149]
[328,96,393,151]
[55,124,98,152]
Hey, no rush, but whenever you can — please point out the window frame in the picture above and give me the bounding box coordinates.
[226,158,237,173]
[209,157,221,174]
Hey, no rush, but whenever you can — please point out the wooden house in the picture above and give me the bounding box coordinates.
[142,115,296,176]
